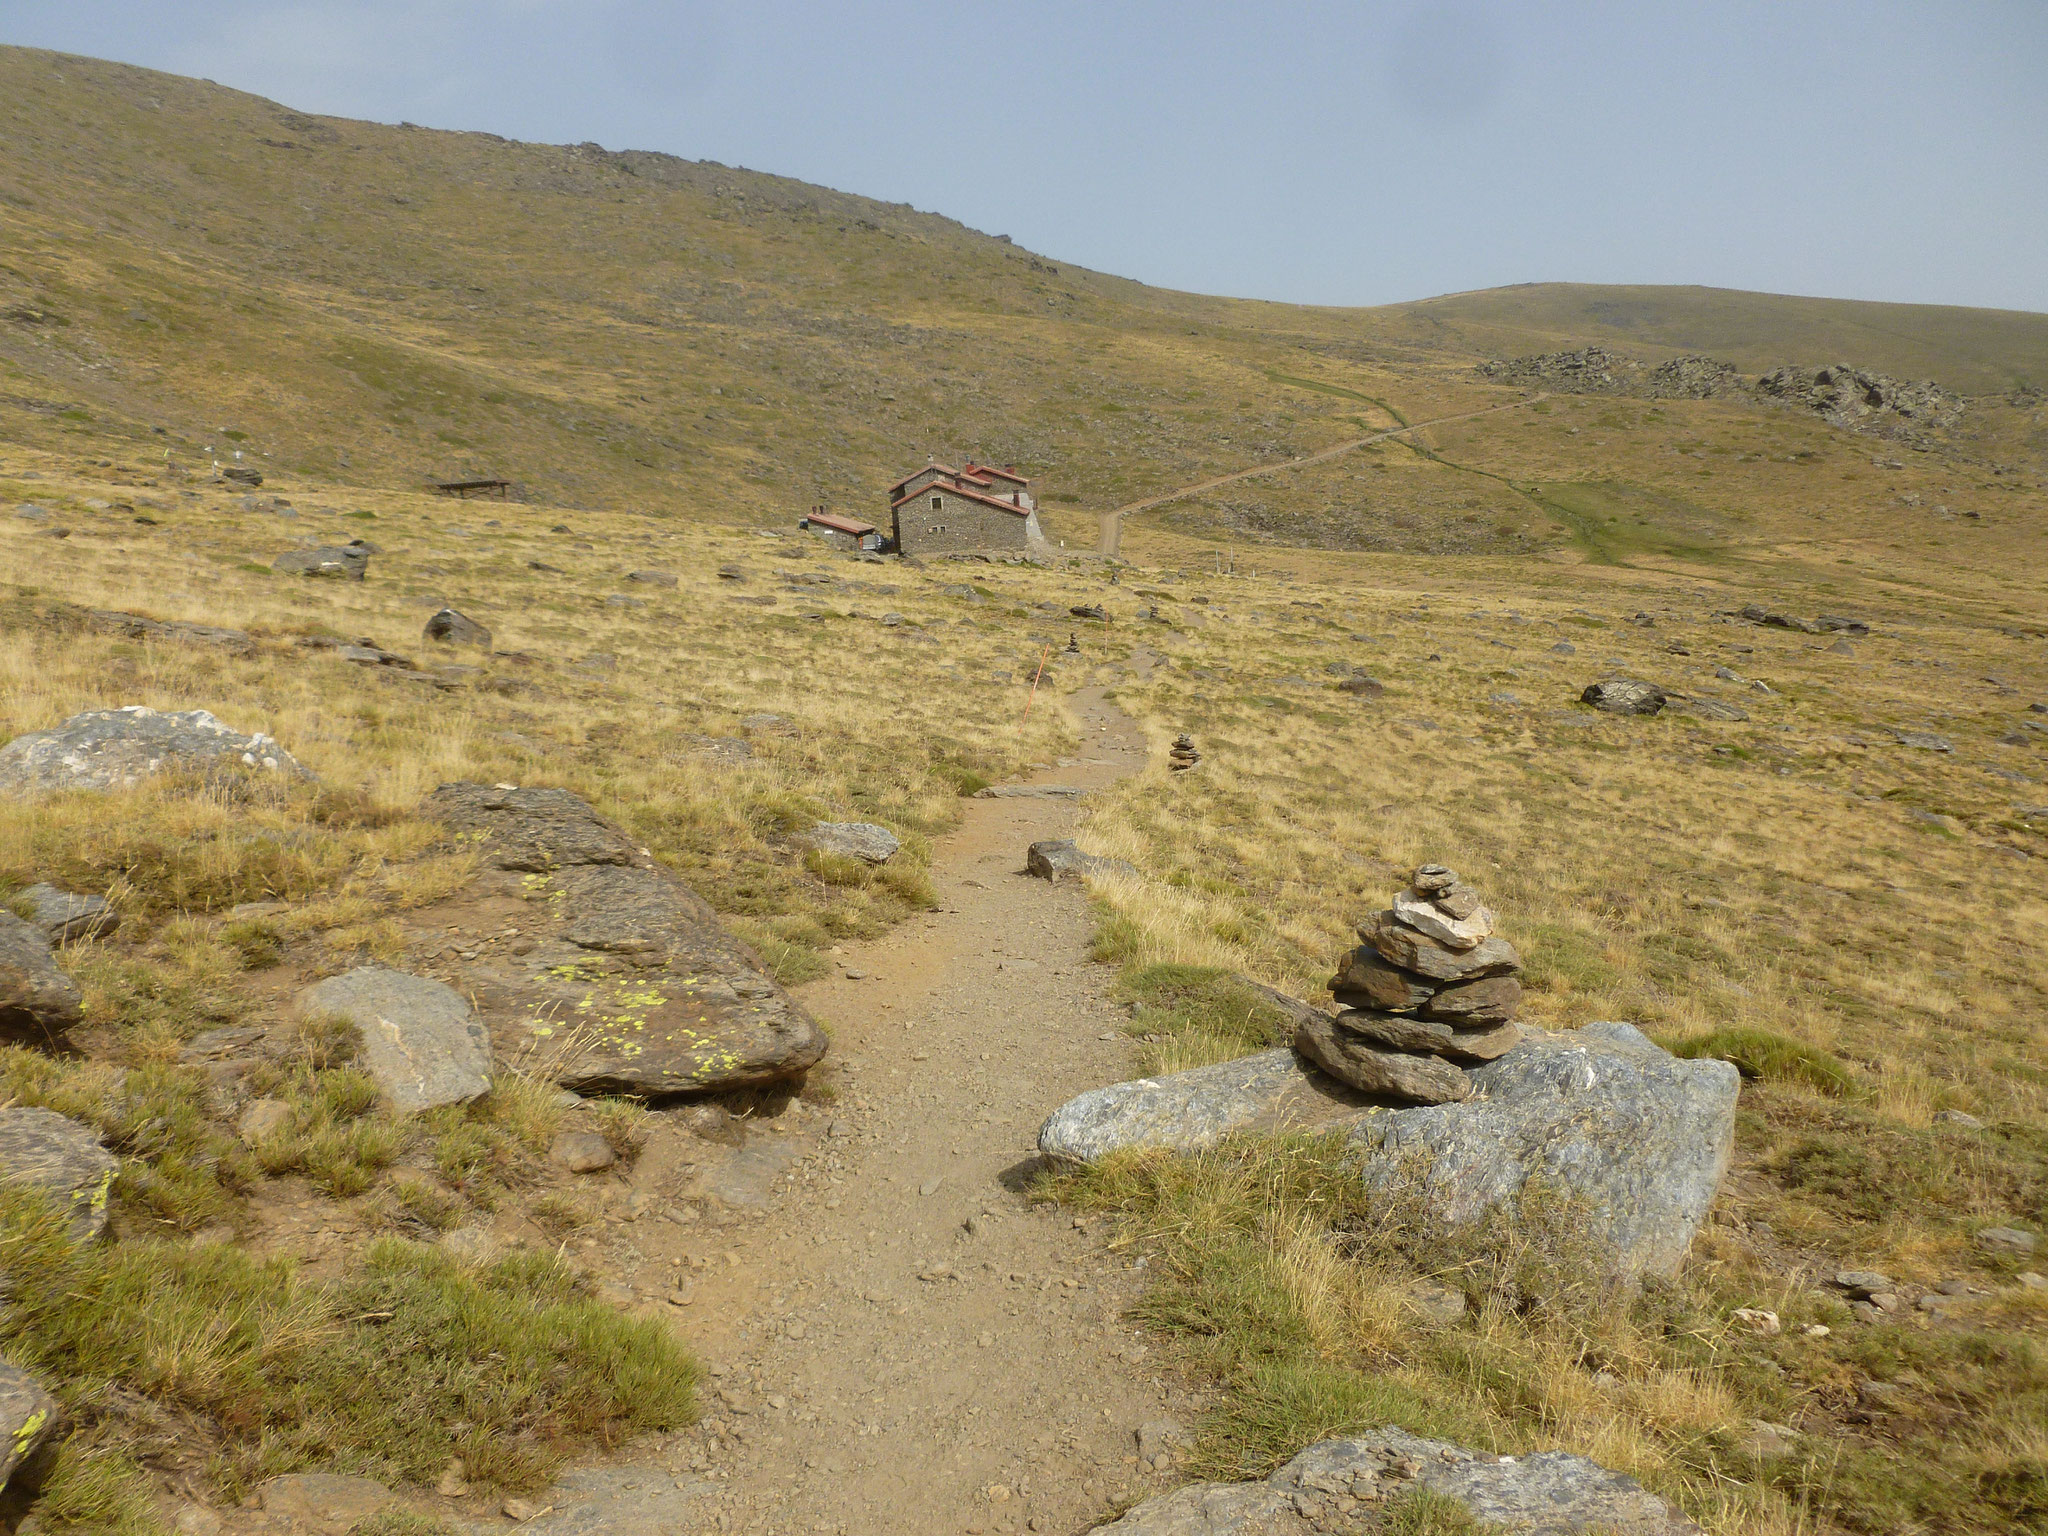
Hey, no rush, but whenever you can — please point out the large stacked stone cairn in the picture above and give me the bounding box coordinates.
[1168,734,1201,773]
[1298,863,1523,1104]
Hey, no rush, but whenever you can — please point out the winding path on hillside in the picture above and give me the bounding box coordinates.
[657,679,1195,1535]
[1096,394,1545,553]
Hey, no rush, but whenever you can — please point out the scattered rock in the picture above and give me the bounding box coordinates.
[552,1131,617,1174]
[0,1358,59,1494]
[14,884,118,944]
[1894,730,1953,753]
[237,1098,293,1145]
[1041,1022,1737,1280]
[1136,1420,1189,1465]
[1098,1427,1701,1534]
[423,607,492,647]
[1731,1307,1781,1336]
[1336,673,1386,697]
[1581,679,1668,715]
[805,822,900,865]
[0,706,309,797]
[1672,696,1749,722]
[298,967,492,1114]
[1026,839,1137,883]
[255,1473,395,1534]
[0,914,83,1044]
[1830,1270,1894,1299]
[1977,1226,2037,1255]
[625,570,678,587]
[1935,1109,1985,1130]
[423,784,827,1094]
[273,542,371,580]
[0,1107,118,1240]
[86,609,253,654]
[1404,1280,1468,1324]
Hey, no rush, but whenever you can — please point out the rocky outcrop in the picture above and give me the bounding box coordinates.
[0,1107,119,1240]
[0,706,310,796]
[423,784,826,1095]
[1098,1428,1700,1535]
[1039,1023,1738,1280]
[299,967,493,1114]
[0,914,83,1044]
[805,822,899,865]
[1756,363,1963,433]
[1477,348,1963,439]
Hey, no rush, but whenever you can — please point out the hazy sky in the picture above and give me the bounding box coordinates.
[5,1,2045,313]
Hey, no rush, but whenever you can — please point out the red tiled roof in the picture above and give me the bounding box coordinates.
[804,511,877,536]
[891,481,1032,517]
[965,462,1029,486]
[888,462,961,494]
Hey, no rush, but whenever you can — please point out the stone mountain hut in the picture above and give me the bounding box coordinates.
[888,461,1048,555]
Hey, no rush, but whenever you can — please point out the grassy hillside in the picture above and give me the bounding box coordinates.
[2,45,2043,559]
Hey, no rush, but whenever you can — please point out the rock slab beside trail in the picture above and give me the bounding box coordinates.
[806,821,900,865]
[16,884,118,945]
[1099,1428,1700,1535]
[0,1107,119,1240]
[424,783,826,1095]
[1027,838,1138,883]
[1039,1023,1738,1279]
[298,967,492,1114]
[0,707,308,797]
[0,914,83,1042]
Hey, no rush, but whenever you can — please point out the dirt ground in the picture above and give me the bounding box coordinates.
[493,682,1204,1536]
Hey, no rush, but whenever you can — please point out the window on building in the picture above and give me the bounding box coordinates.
[931,495,943,511]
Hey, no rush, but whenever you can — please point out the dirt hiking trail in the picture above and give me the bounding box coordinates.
[640,681,1199,1535]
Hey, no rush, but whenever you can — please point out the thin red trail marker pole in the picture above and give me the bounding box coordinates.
[1022,643,1051,721]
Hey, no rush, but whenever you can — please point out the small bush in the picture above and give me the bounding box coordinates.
[221,919,284,969]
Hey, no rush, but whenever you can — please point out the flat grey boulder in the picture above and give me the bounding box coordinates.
[1027,838,1138,883]
[516,1466,712,1536]
[0,913,83,1043]
[1098,1428,1699,1534]
[0,1357,60,1493]
[16,883,118,944]
[0,1106,119,1240]
[299,967,492,1114]
[1040,1022,1738,1280]
[806,821,900,865]
[273,542,370,580]
[424,783,827,1095]
[423,607,491,646]
[1581,679,1668,715]
[0,706,309,797]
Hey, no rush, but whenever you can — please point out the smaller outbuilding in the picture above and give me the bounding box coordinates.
[798,508,883,552]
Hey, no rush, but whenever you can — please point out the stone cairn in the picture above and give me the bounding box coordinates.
[1296,864,1524,1104]
[1168,734,1201,773]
